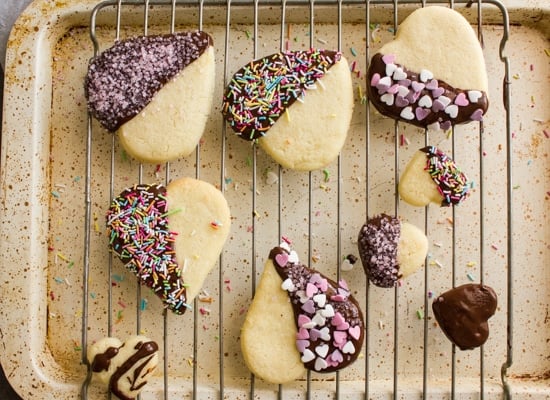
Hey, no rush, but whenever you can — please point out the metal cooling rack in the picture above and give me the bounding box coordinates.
[80,0,512,399]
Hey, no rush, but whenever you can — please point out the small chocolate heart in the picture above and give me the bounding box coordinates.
[432,283,497,350]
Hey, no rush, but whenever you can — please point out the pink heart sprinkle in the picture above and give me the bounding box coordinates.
[333,330,348,344]
[317,278,328,292]
[298,314,311,328]
[296,327,310,340]
[309,328,321,341]
[331,294,346,302]
[331,312,345,327]
[415,107,431,121]
[296,339,310,353]
[432,99,446,112]
[425,79,439,90]
[431,87,445,98]
[387,84,400,95]
[440,120,452,131]
[310,273,322,284]
[336,321,350,331]
[470,109,484,121]
[370,73,380,87]
[411,81,425,93]
[301,299,315,314]
[398,79,411,87]
[338,279,349,290]
[306,282,318,298]
[331,349,344,363]
[348,325,361,340]
[274,253,289,267]
[395,95,409,108]
[405,90,420,104]
[454,92,469,107]
[381,54,395,65]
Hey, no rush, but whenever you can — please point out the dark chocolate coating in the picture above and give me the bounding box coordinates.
[432,283,497,350]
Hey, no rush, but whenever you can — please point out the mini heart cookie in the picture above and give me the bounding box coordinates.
[106,178,231,314]
[85,31,215,163]
[366,6,489,130]
[357,214,428,288]
[240,241,364,384]
[399,146,471,207]
[432,284,497,350]
[222,49,354,171]
[88,335,159,400]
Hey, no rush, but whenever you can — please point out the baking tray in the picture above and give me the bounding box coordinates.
[0,0,548,399]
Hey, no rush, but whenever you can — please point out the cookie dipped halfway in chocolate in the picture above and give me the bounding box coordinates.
[222,49,353,171]
[366,6,488,131]
[432,283,497,350]
[240,241,364,383]
[85,31,215,163]
[106,178,230,314]
[357,214,428,288]
[87,335,159,400]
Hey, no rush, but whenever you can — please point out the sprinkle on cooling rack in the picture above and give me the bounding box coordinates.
[106,183,189,315]
[222,49,341,140]
[421,146,471,207]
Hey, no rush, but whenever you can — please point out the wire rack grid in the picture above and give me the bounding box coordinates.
[80,0,513,399]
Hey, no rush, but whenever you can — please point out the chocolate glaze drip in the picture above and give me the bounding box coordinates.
[109,341,159,400]
[91,346,119,373]
[269,246,364,373]
[357,214,401,288]
[432,284,497,350]
[366,53,489,130]
[106,183,187,314]
[222,49,341,140]
[86,31,213,131]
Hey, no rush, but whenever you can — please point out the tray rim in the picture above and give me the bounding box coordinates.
[1,0,549,398]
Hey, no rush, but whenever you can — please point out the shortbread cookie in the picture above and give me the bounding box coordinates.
[88,335,159,400]
[432,283,497,350]
[85,31,215,163]
[106,178,230,314]
[366,6,488,131]
[222,49,353,171]
[357,214,428,288]
[399,146,471,207]
[241,241,364,383]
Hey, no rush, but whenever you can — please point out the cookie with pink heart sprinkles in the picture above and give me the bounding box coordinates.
[366,6,489,131]
[240,241,364,384]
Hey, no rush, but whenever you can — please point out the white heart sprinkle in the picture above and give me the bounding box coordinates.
[392,67,407,81]
[427,121,441,131]
[385,63,397,77]
[265,171,278,185]
[301,349,315,363]
[445,104,459,119]
[418,95,433,108]
[314,357,328,371]
[380,93,394,106]
[342,341,356,354]
[438,95,451,108]
[420,69,434,82]
[281,278,295,292]
[397,85,409,97]
[400,106,414,120]
[312,313,326,327]
[321,304,335,318]
[313,294,326,307]
[319,327,331,341]
[468,90,482,103]
[340,259,353,272]
[279,242,291,252]
[296,290,309,304]
[288,251,299,263]
[315,344,330,358]
[302,321,317,329]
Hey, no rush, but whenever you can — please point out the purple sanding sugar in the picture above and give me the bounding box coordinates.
[85,31,212,131]
[357,213,401,288]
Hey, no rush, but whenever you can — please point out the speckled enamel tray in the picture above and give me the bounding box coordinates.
[0,0,548,399]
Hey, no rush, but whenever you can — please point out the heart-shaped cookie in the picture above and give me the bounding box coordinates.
[106,177,230,314]
[366,6,488,131]
[88,335,159,400]
[357,214,428,288]
[85,31,215,163]
[432,283,497,350]
[240,241,364,384]
[222,49,353,171]
[399,146,471,207]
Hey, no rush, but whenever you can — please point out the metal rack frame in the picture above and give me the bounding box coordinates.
[80,1,512,399]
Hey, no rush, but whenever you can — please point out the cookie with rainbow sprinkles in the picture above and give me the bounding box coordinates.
[222,48,354,171]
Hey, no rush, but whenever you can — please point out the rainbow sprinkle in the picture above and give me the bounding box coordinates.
[222,49,341,140]
[421,146,471,207]
[106,183,189,315]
